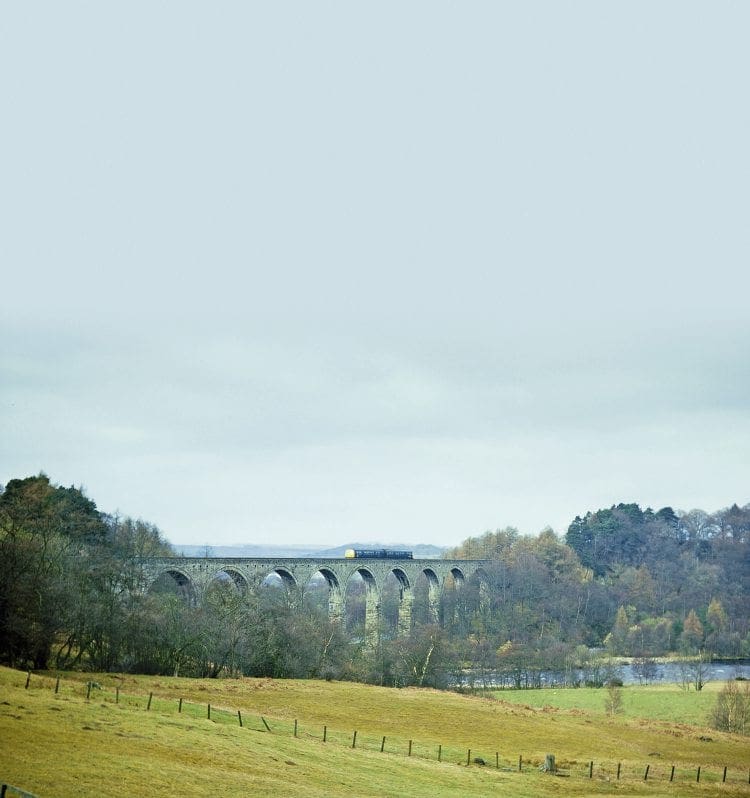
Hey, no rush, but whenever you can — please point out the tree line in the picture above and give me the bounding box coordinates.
[443,502,750,686]
[2,475,748,692]
[0,474,436,685]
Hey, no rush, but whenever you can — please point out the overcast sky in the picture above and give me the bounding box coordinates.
[2,2,748,548]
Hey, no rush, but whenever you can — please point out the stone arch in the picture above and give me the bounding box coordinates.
[206,567,249,596]
[439,566,468,629]
[471,566,493,589]
[261,567,299,607]
[450,566,466,588]
[419,567,441,624]
[303,567,343,625]
[261,567,297,589]
[467,565,494,617]
[148,568,197,605]
[387,567,413,636]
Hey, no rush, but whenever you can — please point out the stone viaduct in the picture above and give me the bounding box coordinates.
[141,556,490,645]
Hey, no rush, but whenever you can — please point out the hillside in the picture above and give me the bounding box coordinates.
[2,667,748,797]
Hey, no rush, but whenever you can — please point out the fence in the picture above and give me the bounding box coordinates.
[13,671,750,789]
[0,784,38,798]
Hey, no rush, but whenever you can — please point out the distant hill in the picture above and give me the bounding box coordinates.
[172,542,448,559]
[173,544,329,558]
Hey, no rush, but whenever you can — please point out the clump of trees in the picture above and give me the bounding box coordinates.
[0,474,172,671]
[566,503,749,659]
[443,502,750,683]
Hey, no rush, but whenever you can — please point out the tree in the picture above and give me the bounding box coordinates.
[445,527,519,560]
[680,609,704,653]
[0,474,106,668]
[706,598,727,633]
[704,597,731,656]
[679,650,711,691]
[606,606,631,655]
[604,682,623,716]
[711,680,750,734]
[631,656,658,684]
[565,504,651,576]
[392,625,447,688]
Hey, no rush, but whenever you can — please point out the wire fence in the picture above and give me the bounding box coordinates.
[12,671,750,789]
[0,782,39,797]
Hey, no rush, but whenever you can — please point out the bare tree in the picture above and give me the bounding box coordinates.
[604,682,623,716]
[711,680,750,734]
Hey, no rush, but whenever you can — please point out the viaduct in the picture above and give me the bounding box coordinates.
[141,556,491,645]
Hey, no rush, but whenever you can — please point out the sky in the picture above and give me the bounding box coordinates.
[1,2,748,548]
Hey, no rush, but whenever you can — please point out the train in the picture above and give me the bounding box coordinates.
[344,549,413,559]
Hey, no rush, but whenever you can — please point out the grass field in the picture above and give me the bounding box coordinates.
[1,666,749,797]
[489,682,723,725]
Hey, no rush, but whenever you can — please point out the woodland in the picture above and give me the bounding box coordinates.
[1,474,748,691]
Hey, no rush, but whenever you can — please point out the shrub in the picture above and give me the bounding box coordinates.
[711,680,750,734]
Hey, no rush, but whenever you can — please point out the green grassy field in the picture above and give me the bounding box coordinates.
[490,682,722,725]
[1,667,748,797]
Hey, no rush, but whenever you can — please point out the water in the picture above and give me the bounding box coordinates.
[619,660,750,685]
[459,660,750,689]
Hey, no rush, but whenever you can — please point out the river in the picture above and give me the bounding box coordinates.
[459,659,750,689]
[616,660,750,685]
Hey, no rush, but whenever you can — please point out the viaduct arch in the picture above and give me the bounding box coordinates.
[141,557,488,645]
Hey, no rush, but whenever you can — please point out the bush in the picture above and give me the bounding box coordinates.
[711,680,750,734]
[604,683,623,716]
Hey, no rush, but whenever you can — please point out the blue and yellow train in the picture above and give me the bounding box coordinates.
[344,549,413,559]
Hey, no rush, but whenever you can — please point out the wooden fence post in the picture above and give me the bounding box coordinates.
[697,766,701,783]
[723,766,727,783]
[408,740,412,757]
[670,765,675,782]
[238,710,243,727]
[55,676,60,694]
[207,703,211,720]
[294,719,298,738]
[438,744,442,762]
[588,761,593,779]
[466,749,471,766]
[351,730,357,749]
[116,686,120,704]
[323,725,327,743]
[178,697,182,713]
[380,736,385,753]
[496,752,499,769]
[261,716,271,732]
[25,672,31,690]
[147,692,153,710]
[644,764,650,781]
[617,762,621,780]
